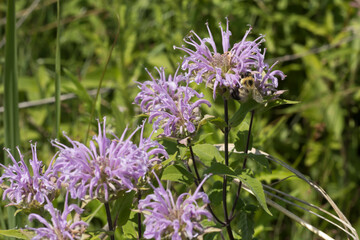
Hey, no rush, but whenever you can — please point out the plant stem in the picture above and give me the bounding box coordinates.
[223,98,234,240]
[104,202,115,240]
[84,22,120,144]
[138,191,142,240]
[188,143,225,226]
[229,110,255,220]
[4,0,19,233]
[55,0,61,139]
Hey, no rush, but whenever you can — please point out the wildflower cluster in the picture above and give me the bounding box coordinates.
[28,193,88,240]
[135,67,211,138]
[52,118,167,202]
[0,144,57,210]
[139,173,212,240]
[175,18,285,100]
[0,18,287,240]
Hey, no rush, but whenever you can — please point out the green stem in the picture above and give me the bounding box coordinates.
[223,98,234,240]
[55,0,61,138]
[229,110,255,220]
[104,202,115,240]
[84,23,120,144]
[188,144,225,226]
[138,191,142,239]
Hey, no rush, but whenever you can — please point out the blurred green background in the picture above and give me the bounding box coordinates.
[0,0,359,239]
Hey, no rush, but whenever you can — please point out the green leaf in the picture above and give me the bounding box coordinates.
[161,164,194,185]
[0,229,34,239]
[234,153,271,172]
[237,170,272,215]
[230,99,260,127]
[208,181,225,206]
[120,212,138,239]
[193,132,213,144]
[248,154,271,172]
[263,98,299,112]
[209,117,227,129]
[83,200,103,224]
[234,131,253,153]
[204,162,237,176]
[114,191,136,227]
[238,211,255,240]
[178,146,188,159]
[161,152,178,167]
[192,144,224,166]
[205,162,270,215]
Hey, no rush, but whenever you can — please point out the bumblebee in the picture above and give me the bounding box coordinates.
[230,72,263,103]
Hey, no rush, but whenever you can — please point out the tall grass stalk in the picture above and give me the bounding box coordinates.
[3,0,19,231]
[84,22,120,144]
[54,0,61,138]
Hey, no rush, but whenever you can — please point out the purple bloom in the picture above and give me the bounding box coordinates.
[139,173,212,240]
[0,143,58,209]
[134,67,211,137]
[28,193,88,240]
[175,18,286,100]
[52,117,168,202]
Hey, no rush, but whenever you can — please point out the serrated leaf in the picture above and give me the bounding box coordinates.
[121,214,138,239]
[178,146,188,159]
[204,162,236,176]
[208,189,223,206]
[114,191,136,227]
[238,211,254,240]
[230,99,260,127]
[209,117,227,129]
[234,153,271,172]
[197,114,215,130]
[161,164,194,185]
[238,170,272,215]
[0,229,34,239]
[194,132,214,144]
[234,131,253,153]
[192,144,224,166]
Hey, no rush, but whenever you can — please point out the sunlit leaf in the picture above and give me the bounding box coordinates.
[192,144,224,166]
[161,164,194,185]
[0,229,34,239]
[238,211,255,240]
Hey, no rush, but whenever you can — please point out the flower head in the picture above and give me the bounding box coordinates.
[28,193,88,240]
[0,143,58,210]
[175,18,286,100]
[139,173,212,240]
[134,67,211,137]
[52,118,168,202]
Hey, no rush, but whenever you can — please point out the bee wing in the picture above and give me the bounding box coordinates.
[252,89,263,103]
[239,88,249,102]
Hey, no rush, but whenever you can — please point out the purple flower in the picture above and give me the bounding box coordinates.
[175,18,286,100]
[139,173,212,240]
[134,67,211,137]
[28,193,88,240]
[52,117,168,202]
[0,143,58,209]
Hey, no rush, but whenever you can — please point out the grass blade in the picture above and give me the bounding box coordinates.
[84,18,120,144]
[3,0,19,231]
[54,0,61,138]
